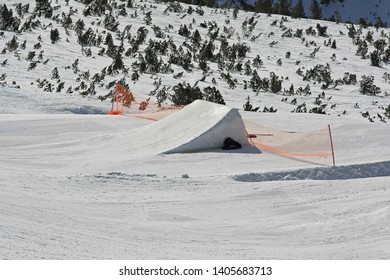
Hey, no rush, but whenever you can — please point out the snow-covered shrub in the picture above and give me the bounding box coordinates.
[355,39,368,58]
[220,72,237,89]
[331,40,337,49]
[347,24,357,39]
[310,0,322,20]
[385,105,390,119]
[292,102,307,113]
[306,26,316,36]
[50,29,60,44]
[0,4,20,31]
[310,104,327,114]
[303,64,332,85]
[270,72,282,93]
[171,82,203,105]
[51,67,60,80]
[78,28,97,47]
[249,70,269,93]
[243,96,259,112]
[359,75,381,96]
[104,14,119,32]
[144,11,152,25]
[316,23,328,37]
[374,39,387,53]
[296,84,311,96]
[365,31,374,44]
[5,35,19,52]
[370,50,381,67]
[199,40,215,61]
[383,72,390,83]
[163,2,184,14]
[35,0,53,18]
[179,24,191,37]
[203,86,225,105]
[83,0,109,17]
[15,3,29,18]
[169,47,193,72]
[342,72,357,85]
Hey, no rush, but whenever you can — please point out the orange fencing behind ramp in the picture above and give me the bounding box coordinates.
[108,83,335,165]
[244,120,335,166]
[108,83,135,115]
[108,83,182,119]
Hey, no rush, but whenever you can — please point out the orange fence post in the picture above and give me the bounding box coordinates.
[328,125,336,167]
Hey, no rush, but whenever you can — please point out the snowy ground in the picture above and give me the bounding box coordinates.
[1,0,390,260]
[1,92,390,259]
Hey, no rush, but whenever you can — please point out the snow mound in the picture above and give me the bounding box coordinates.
[127,99,249,155]
[232,160,390,182]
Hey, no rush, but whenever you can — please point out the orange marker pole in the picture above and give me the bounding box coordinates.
[328,125,336,167]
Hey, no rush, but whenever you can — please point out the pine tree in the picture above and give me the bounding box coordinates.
[34,0,53,18]
[291,0,305,18]
[51,67,60,80]
[277,0,292,16]
[254,0,273,14]
[385,105,390,118]
[203,86,225,105]
[310,0,322,20]
[331,39,337,49]
[171,82,203,105]
[360,75,381,96]
[243,96,253,111]
[5,35,19,52]
[104,14,119,32]
[50,29,60,44]
[0,4,20,31]
[370,50,381,67]
[270,72,282,93]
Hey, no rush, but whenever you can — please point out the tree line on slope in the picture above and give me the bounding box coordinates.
[0,0,389,122]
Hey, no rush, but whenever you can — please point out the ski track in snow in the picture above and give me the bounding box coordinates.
[1,171,390,259]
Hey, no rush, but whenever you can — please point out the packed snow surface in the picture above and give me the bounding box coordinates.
[0,0,390,260]
[1,98,390,259]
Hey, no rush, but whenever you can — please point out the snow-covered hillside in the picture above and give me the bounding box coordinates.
[1,0,390,123]
[1,0,390,259]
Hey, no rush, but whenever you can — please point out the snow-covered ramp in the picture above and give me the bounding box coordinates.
[125,99,249,155]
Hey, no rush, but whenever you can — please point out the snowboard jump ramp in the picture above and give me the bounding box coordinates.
[111,98,334,166]
[126,99,249,155]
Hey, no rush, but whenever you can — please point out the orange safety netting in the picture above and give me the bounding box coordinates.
[109,83,335,165]
[108,83,135,115]
[108,83,182,119]
[244,120,335,165]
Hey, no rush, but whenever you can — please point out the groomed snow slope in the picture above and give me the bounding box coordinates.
[1,105,390,259]
[1,0,390,260]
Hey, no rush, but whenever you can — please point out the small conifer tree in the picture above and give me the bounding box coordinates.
[34,0,53,18]
[360,75,381,96]
[310,0,322,20]
[5,35,18,52]
[277,0,292,16]
[254,0,273,14]
[370,50,381,67]
[270,72,282,93]
[292,0,305,18]
[0,4,21,31]
[50,29,60,44]
[171,82,203,105]
[203,86,225,105]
